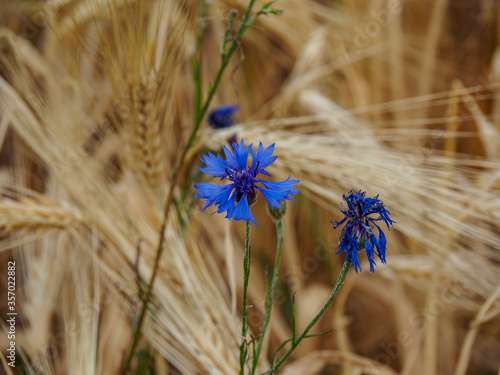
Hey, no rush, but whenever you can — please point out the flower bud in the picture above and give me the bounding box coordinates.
[267,201,287,221]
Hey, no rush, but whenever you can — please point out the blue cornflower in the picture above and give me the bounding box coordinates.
[194,140,299,225]
[208,105,239,129]
[331,190,395,273]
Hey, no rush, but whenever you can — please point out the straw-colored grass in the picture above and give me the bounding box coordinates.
[1,0,500,374]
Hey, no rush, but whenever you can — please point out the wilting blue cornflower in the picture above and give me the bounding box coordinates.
[194,140,299,225]
[208,105,239,128]
[331,190,395,273]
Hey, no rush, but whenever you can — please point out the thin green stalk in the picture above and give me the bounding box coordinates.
[251,218,284,374]
[239,220,252,374]
[267,260,352,374]
[222,9,238,56]
[192,0,206,117]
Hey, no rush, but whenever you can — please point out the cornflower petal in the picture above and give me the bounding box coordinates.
[194,183,235,210]
[251,142,278,175]
[219,191,237,218]
[255,186,283,208]
[198,152,228,178]
[330,217,347,229]
[260,177,300,197]
[233,139,252,170]
[223,144,241,171]
[373,223,387,263]
[380,209,396,229]
[336,231,361,273]
[364,233,377,273]
[232,192,257,225]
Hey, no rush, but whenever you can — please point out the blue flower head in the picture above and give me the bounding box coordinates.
[208,105,239,129]
[331,190,395,273]
[194,140,299,225]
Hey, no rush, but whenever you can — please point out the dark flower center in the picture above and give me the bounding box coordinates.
[226,167,258,205]
[235,188,258,205]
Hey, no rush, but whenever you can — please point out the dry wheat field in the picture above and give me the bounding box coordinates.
[1,0,500,374]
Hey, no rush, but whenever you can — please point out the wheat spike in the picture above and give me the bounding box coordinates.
[128,73,165,192]
[0,198,82,234]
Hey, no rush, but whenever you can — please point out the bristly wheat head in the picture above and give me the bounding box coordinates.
[128,72,165,192]
[0,198,83,233]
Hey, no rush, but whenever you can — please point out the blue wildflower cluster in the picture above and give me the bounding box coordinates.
[331,190,395,273]
[194,140,299,225]
[208,105,239,129]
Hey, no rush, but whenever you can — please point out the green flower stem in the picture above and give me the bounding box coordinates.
[192,0,207,117]
[251,218,284,374]
[267,260,352,374]
[239,220,252,374]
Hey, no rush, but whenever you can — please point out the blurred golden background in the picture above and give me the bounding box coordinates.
[1,0,500,374]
